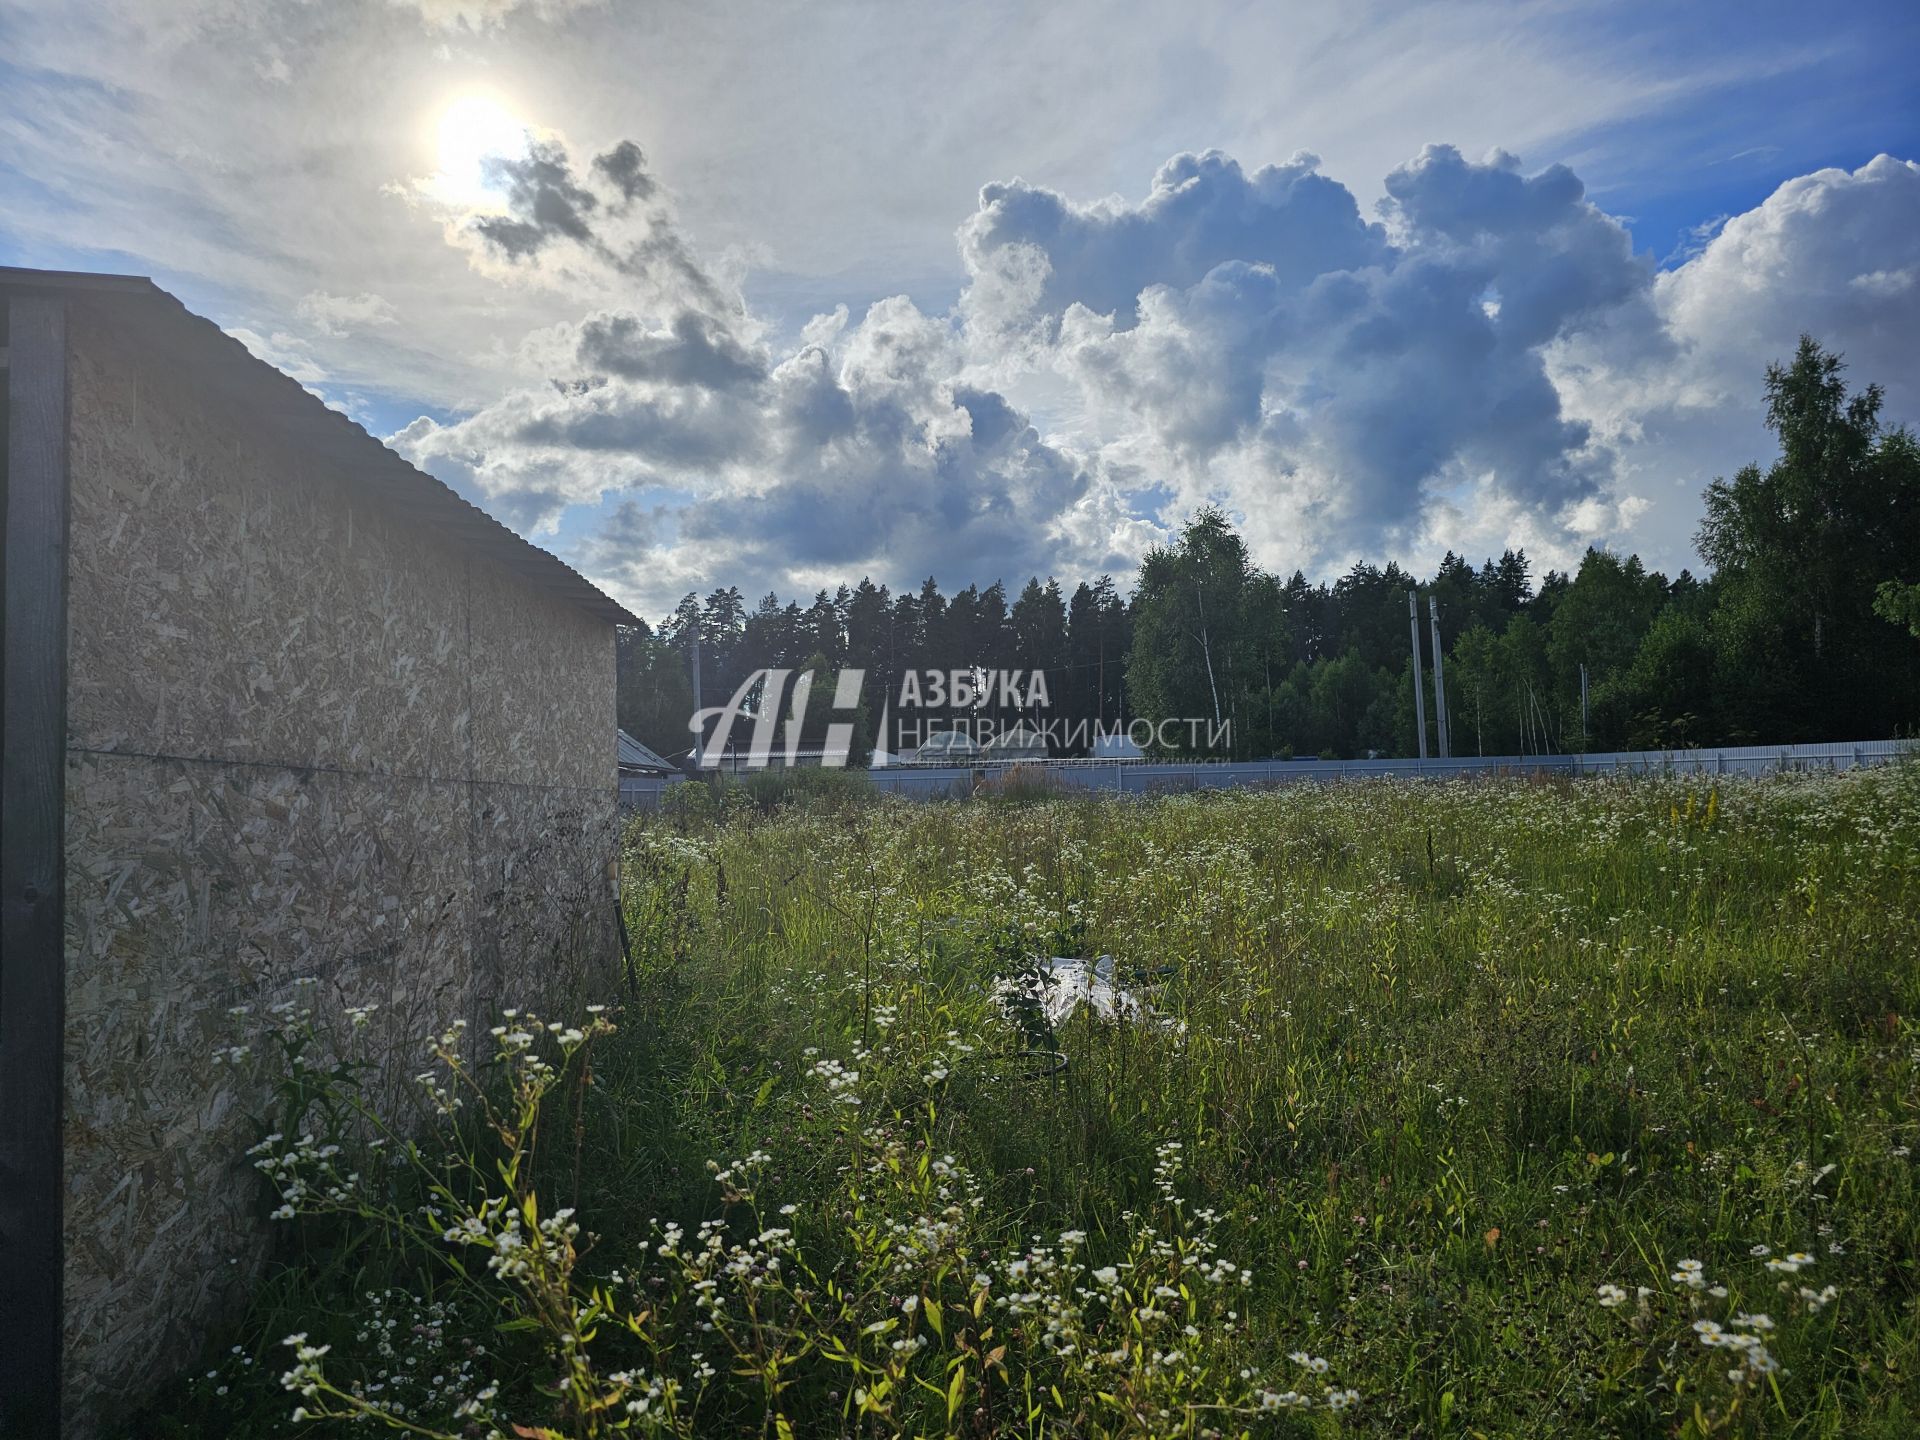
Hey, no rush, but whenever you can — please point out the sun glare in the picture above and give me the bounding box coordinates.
[433,95,530,207]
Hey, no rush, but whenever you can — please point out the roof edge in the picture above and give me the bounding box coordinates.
[0,266,641,628]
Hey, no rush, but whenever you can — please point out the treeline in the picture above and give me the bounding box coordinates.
[617,338,1920,761]
[617,575,1133,761]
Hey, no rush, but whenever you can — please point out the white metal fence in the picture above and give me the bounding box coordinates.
[619,738,1913,810]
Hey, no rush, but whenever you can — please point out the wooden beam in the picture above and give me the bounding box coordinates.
[0,294,70,1439]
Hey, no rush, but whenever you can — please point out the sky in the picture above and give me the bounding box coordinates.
[3,0,1917,622]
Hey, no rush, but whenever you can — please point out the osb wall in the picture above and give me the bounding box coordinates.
[59,302,619,1434]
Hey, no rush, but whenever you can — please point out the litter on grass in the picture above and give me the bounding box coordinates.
[993,956,1183,1033]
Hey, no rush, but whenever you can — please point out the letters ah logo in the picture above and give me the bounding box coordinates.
[689,668,865,768]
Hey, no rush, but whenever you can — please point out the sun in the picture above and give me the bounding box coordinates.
[432,94,530,207]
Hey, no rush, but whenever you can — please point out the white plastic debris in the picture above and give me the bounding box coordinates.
[994,956,1181,1032]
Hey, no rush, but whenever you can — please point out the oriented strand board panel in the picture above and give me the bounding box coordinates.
[61,753,475,1425]
[470,570,614,790]
[57,301,620,1435]
[63,307,472,781]
[470,779,620,1019]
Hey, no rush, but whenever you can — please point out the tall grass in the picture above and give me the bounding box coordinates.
[136,766,1920,1437]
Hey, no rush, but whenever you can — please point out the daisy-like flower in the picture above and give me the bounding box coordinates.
[1596,1283,1628,1308]
[1671,1258,1708,1289]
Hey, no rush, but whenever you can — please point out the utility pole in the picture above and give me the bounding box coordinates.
[1428,596,1450,760]
[1097,605,1108,728]
[1579,663,1589,751]
[1408,591,1428,760]
[690,629,704,767]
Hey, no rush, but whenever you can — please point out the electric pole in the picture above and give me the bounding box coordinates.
[1428,596,1450,760]
[1579,663,1589,751]
[690,629,704,767]
[1408,591,1428,760]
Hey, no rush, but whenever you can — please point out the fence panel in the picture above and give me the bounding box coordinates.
[617,741,1912,810]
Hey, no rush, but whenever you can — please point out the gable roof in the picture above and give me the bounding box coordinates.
[984,720,1049,751]
[911,729,981,759]
[0,266,638,627]
[617,729,676,772]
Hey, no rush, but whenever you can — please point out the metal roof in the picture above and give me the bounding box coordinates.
[0,266,639,627]
[909,729,982,760]
[616,729,676,773]
[983,734,1048,757]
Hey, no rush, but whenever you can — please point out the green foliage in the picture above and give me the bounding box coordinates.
[1875,580,1920,640]
[738,763,876,814]
[1441,615,1557,756]
[134,772,1920,1438]
[972,763,1077,804]
[1595,607,1720,751]
[1125,508,1278,756]
[616,340,1916,765]
[1687,338,1920,741]
[619,623,696,764]
[792,649,875,767]
[1548,550,1670,729]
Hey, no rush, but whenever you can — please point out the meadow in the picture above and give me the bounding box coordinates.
[145,765,1920,1438]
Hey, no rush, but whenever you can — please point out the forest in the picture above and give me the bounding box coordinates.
[617,339,1920,761]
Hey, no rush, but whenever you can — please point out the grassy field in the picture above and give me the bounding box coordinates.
[144,766,1920,1438]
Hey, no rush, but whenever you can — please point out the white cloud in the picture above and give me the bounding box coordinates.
[389,0,604,30]
[298,290,401,337]
[225,326,327,384]
[965,144,1654,571]
[393,289,1121,604]
[1653,154,1920,407]
[5,2,1914,613]
[1548,154,1920,576]
[381,134,1920,615]
[959,149,1388,339]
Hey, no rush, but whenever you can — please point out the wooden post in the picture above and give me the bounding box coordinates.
[1,293,71,1437]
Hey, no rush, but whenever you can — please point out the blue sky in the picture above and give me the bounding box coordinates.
[3,0,1917,618]
[1574,4,1919,259]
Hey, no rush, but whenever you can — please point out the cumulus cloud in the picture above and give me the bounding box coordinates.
[591,140,656,205]
[960,149,1388,338]
[396,287,1106,587]
[387,129,1920,615]
[965,143,1657,561]
[471,141,602,258]
[568,496,680,601]
[1654,154,1920,405]
[576,311,766,390]
[1545,153,1920,579]
[393,134,1112,595]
